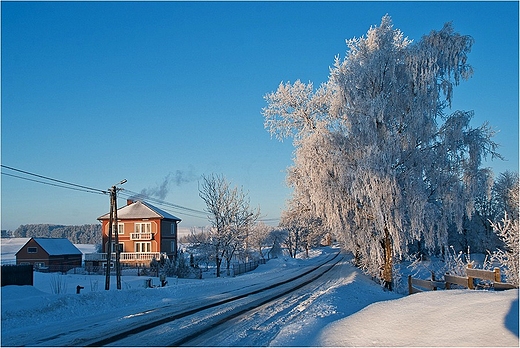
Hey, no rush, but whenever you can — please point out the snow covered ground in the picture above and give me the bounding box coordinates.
[1,239,518,346]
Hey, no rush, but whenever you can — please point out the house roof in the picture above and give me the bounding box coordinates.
[16,238,82,256]
[97,200,181,222]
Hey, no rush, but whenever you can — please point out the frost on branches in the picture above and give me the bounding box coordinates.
[490,215,519,286]
[198,174,260,277]
[263,15,501,289]
[489,175,519,286]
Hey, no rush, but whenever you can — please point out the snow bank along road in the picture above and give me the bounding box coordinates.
[6,251,342,347]
[105,252,343,347]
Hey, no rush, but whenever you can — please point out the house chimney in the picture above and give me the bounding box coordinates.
[127,199,135,206]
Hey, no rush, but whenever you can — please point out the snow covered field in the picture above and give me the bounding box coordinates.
[1,239,518,346]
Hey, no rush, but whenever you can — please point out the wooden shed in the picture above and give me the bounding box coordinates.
[16,237,82,272]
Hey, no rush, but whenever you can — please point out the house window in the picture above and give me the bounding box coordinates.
[135,242,151,253]
[171,241,176,253]
[110,223,124,235]
[111,243,124,252]
[171,224,176,235]
[135,222,151,233]
[27,247,37,253]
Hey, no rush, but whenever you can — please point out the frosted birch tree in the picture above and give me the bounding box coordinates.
[249,222,274,260]
[280,196,324,258]
[199,174,260,277]
[263,15,500,289]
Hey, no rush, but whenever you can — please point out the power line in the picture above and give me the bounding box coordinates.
[120,190,282,223]
[121,189,208,216]
[119,190,208,220]
[1,172,106,195]
[1,164,107,194]
[1,164,207,219]
[2,164,280,224]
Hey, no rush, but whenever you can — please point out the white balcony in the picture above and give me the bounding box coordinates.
[130,232,153,240]
[84,252,164,262]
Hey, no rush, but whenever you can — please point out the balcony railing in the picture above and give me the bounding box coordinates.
[130,232,153,240]
[84,252,164,262]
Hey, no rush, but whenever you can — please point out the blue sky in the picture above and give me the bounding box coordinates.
[1,1,518,231]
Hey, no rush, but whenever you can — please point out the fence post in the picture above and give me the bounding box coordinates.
[493,268,501,282]
[467,264,475,290]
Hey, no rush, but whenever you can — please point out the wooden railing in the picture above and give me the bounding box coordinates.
[84,252,163,262]
[408,271,445,295]
[408,265,517,295]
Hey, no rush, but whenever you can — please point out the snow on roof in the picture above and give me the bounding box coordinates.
[98,200,181,222]
[31,238,82,256]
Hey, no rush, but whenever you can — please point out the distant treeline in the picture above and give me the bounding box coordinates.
[13,224,102,244]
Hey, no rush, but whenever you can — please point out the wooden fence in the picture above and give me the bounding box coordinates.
[408,265,517,295]
[408,271,445,294]
[1,264,33,287]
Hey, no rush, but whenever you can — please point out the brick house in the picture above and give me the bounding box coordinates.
[16,237,82,272]
[85,200,181,268]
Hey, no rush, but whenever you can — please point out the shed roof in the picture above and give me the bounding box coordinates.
[97,200,181,222]
[16,238,82,256]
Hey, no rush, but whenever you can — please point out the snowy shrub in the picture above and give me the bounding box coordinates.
[443,246,473,277]
[405,253,432,278]
[158,253,198,279]
[405,246,472,282]
[150,257,159,276]
[174,254,194,278]
[392,267,406,294]
[49,274,67,294]
[160,257,175,277]
[89,279,99,292]
[488,213,519,286]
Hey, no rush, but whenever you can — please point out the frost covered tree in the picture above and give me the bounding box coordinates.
[448,168,496,253]
[280,195,324,258]
[248,222,274,260]
[449,171,518,253]
[185,227,214,270]
[488,172,519,285]
[199,174,260,277]
[266,228,285,259]
[490,212,519,286]
[263,15,500,289]
[492,171,519,221]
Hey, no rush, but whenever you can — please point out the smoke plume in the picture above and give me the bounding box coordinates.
[136,170,197,201]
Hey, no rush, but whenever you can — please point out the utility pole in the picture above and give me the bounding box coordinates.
[113,187,121,290]
[105,193,114,290]
[104,179,127,291]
